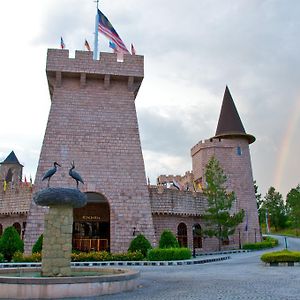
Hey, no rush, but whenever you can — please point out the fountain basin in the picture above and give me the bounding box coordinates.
[0,267,139,299]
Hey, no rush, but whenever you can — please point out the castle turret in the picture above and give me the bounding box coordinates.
[0,151,23,183]
[191,86,260,247]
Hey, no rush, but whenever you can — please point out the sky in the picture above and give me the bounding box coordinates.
[0,0,299,199]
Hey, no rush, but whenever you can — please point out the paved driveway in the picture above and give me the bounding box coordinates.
[86,236,300,299]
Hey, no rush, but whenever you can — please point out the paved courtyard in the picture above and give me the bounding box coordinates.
[82,236,300,299]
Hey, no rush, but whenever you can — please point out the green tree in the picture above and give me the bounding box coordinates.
[0,226,24,261]
[286,185,300,229]
[32,234,43,254]
[254,181,266,226]
[202,156,245,251]
[262,187,287,231]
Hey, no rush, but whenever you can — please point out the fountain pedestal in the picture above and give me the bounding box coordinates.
[33,188,87,277]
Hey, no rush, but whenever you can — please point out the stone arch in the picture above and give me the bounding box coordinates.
[177,222,188,247]
[72,192,110,252]
[13,222,21,236]
[193,223,202,248]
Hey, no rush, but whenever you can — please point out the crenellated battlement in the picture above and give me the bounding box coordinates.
[191,137,248,156]
[46,49,144,78]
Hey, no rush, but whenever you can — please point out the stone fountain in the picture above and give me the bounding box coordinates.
[0,169,139,299]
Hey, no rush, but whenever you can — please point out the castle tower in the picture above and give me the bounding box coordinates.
[0,151,23,184]
[191,86,260,245]
[24,49,156,253]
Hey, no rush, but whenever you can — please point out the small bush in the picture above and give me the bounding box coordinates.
[0,226,24,261]
[242,236,278,250]
[128,234,152,257]
[0,253,4,263]
[159,230,179,249]
[261,250,300,263]
[32,234,43,254]
[147,248,191,261]
[12,251,42,262]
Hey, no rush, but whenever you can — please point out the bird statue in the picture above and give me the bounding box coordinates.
[69,161,84,189]
[42,162,61,187]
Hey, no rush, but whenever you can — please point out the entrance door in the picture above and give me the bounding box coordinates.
[73,192,110,252]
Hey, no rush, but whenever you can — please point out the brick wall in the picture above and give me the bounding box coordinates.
[191,138,261,244]
[24,50,155,253]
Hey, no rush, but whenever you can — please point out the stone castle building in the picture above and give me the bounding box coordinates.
[0,49,260,253]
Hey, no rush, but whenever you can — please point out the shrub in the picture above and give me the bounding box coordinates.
[128,234,152,257]
[32,234,43,254]
[0,253,4,263]
[12,251,42,262]
[261,250,300,263]
[147,248,191,261]
[159,230,179,249]
[0,226,24,261]
[242,236,278,250]
[71,251,144,262]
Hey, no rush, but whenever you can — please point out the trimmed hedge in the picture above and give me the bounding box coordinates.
[12,251,42,262]
[261,250,300,263]
[128,234,152,257]
[242,236,278,250]
[147,248,191,261]
[159,230,179,249]
[71,250,144,262]
[11,250,144,263]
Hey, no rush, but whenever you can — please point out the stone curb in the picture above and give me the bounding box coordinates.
[197,250,250,256]
[265,262,300,267]
[0,256,230,269]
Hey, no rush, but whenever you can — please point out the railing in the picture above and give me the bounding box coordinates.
[72,238,109,252]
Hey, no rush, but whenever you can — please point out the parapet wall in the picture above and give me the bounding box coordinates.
[149,186,206,216]
[46,49,144,78]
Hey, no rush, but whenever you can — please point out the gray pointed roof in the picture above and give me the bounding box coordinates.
[214,86,255,144]
[0,151,23,166]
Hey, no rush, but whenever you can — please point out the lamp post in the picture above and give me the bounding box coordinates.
[192,225,196,258]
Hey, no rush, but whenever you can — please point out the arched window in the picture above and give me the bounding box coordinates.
[193,224,202,248]
[177,222,187,247]
[0,224,2,236]
[13,222,21,236]
[5,168,13,182]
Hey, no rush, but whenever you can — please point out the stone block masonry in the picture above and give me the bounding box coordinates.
[24,49,155,253]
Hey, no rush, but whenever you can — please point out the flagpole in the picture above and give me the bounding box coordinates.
[93,0,99,60]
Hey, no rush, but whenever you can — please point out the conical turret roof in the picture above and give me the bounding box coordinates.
[0,151,23,166]
[214,86,255,144]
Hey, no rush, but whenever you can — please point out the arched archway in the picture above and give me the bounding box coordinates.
[73,192,110,252]
[13,222,21,236]
[177,222,187,247]
[0,224,2,236]
[193,223,202,248]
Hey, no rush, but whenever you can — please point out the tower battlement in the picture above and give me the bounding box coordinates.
[191,137,244,157]
[46,49,144,78]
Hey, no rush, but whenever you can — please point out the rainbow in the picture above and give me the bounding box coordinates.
[273,96,300,193]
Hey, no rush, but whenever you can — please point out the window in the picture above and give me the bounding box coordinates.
[236,146,242,156]
[177,223,188,247]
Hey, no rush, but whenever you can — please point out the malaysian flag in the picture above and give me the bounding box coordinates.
[97,9,129,53]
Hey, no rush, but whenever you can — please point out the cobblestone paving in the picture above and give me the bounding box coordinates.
[68,237,300,300]
[94,249,300,300]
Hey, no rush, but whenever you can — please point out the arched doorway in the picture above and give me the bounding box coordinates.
[72,192,110,252]
[13,222,21,236]
[193,223,202,248]
[177,222,188,247]
[0,224,2,236]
